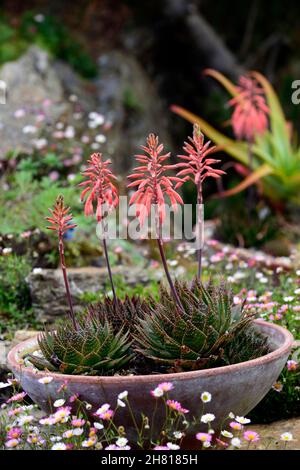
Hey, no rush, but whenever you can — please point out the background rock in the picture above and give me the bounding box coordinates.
[27,266,150,323]
[0,46,96,155]
[243,419,300,450]
[11,330,41,348]
[0,331,40,372]
[0,46,173,175]
[0,340,10,371]
[95,50,173,173]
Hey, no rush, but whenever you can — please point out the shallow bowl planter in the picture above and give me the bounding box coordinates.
[8,320,293,439]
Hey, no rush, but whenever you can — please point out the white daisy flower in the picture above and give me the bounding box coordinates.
[51,442,67,450]
[201,392,212,403]
[38,376,53,384]
[231,437,241,448]
[235,416,251,424]
[221,430,233,438]
[201,413,215,423]
[116,437,128,448]
[53,399,65,408]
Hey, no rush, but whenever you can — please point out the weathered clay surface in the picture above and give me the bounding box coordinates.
[27,266,150,322]
[8,321,293,440]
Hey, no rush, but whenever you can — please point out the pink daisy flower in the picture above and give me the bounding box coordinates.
[71,418,86,427]
[7,392,27,403]
[7,427,22,440]
[5,439,20,448]
[229,421,243,431]
[287,360,298,371]
[166,400,189,414]
[196,432,212,443]
[243,430,260,442]
[158,382,174,392]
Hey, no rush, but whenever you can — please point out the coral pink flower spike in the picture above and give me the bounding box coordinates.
[229,75,269,142]
[79,153,119,221]
[128,133,185,311]
[46,195,77,235]
[46,195,77,329]
[176,123,226,187]
[176,124,226,281]
[80,152,119,302]
[128,133,184,227]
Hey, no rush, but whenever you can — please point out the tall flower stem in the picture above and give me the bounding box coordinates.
[80,152,119,302]
[153,193,184,312]
[196,181,204,282]
[46,195,77,330]
[247,141,255,211]
[101,228,117,304]
[58,231,77,330]
[156,238,184,312]
[128,133,186,312]
[176,123,226,284]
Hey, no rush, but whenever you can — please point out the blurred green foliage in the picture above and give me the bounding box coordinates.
[0,170,83,234]
[0,255,38,336]
[0,12,97,78]
[210,195,281,250]
[80,275,160,304]
[249,362,300,423]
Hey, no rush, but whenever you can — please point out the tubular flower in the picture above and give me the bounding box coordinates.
[46,195,77,329]
[176,124,225,187]
[176,124,226,282]
[128,133,184,226]
[79,153,119,221]
[229,75,269,142]
[46,195,77,235]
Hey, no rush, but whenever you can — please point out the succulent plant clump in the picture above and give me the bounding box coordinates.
[29,316,132,375]
[221,324,270,366]
[25,132,271,377]
[87,295,151,333]
[134,279,269,371]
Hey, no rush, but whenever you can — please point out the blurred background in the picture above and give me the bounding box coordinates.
[0,0,299,260]
[0,1,299,251]
[0,1,300,425]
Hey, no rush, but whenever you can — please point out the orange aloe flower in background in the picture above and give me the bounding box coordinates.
[229,75,269,142]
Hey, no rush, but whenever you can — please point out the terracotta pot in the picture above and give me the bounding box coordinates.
[7,320,293,440]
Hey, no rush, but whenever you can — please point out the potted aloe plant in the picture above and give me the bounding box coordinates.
[7,130,293,439]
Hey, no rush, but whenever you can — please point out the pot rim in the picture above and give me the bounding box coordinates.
[7,319,294,384]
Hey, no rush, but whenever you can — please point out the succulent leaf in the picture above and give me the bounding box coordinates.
[87,295,151,333]
[32,316,132,375]
[134,279,264,370]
